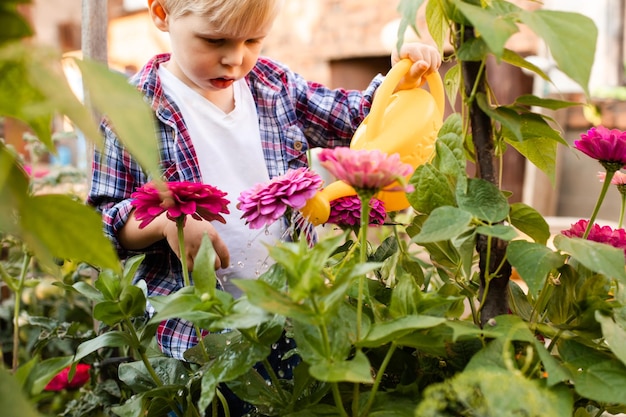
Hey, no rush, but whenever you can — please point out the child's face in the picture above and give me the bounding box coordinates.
[162,12,273,97]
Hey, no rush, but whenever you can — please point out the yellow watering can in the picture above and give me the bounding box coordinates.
[301,58,445,225]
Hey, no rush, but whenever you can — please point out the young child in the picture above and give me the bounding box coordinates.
[88,0,440,362]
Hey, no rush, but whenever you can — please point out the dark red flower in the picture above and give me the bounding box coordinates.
[131,181,230,228]
[327,196,386,227]
[44,364,91,391]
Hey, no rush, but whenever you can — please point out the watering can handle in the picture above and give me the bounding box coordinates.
[366,59,445,143]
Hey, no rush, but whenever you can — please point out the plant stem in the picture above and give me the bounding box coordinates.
[312,299,349,417]
[617,194,626,229]
[175,217,210,363]
[123,317,163,386]
[176,217,191,287]
[216,388,230,417]
[355,195,372,341]
[12,252,31,372]
[262,358,289,403]
[352,193,372,417]
[360,342,397,417]
[584,170,615,238]
[331,383,349,417]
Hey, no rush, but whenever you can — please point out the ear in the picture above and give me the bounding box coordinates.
[147,0,168,30]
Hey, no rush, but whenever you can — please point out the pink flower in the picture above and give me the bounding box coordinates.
[574,126,626,170]
[561,219,626,251]
[23,165,49,178]
[131,181,230,228]
[317,147,414,191]
[44,364,91,391]
[327,196,386,227]
[237,167,323,229]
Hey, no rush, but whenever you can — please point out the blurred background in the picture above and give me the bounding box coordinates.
[4,0,626,227]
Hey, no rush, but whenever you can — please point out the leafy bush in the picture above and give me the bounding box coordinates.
[1,0,626,416]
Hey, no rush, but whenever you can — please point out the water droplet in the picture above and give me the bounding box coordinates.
[225,339,232,345]
[237,261,244,268]
[266,380,272,386]
[278,370,285,378]
[271,343,278,350]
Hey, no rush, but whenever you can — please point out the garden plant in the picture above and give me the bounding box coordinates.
[2,0,626,416]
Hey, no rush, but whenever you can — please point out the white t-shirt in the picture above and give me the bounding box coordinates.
[158,67,284,297]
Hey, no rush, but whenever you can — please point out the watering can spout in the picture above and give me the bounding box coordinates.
[301,59,445,226]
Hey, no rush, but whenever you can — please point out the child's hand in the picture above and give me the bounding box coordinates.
[163,216,230,271]
[391,42,441,91]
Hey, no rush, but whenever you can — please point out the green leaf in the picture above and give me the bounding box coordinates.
[75,58,162,180]
[118,358,189,392]
[192,234,217,298]
[309,350,373,383]
[396,0,426,49]
[574,361,626,405]
[520,9,597,95]
[425,0,447,52]
[0,367,42,417]
[456,37,489,61]
[359,315,446,347]
[408,164,456,214]
[596,312,626,367]
[443,64,461,109]
[475,224,517,240]
[415,367,573,416]
[412,206,473,243]
[514,94,580,111]
[506,134,558,185]
[122,254,146,287]
[20,194,121,272]
[457,178,509,223]
[502,49,549,81]
[74,331,135,363]
[95,269,122,300]
[0,45,53,149]
[476,92,523,141]
[23,355,74,396]
[507,240,566,298]
[27,52,102,149]
[0,6,32,46]
[198,337,270,411]
[454,1,519,59]
[554,236,626,284]
[509,202,551,245]
[235,279,317,323]
[0,144,28,235]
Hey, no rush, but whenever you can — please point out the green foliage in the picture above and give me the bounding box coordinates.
[2,1,626,417]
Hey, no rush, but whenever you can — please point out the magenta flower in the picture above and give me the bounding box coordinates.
[237,167,323,229]
[131,181,230,228]
[45,364,91,391]
[561,219,626,252]
[318,147,414,192]
[327,196,386,227]
[574,126,626,171]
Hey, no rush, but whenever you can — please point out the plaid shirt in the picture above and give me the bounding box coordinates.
[88,53,383,359]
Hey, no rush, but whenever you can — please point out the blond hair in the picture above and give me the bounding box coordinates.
[160,0,282,35]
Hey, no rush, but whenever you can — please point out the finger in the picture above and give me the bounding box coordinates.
[212,237,230,269]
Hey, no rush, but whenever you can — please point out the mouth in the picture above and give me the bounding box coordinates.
[210,77,235,89]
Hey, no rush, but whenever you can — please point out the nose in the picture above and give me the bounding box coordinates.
[221,42,245,67]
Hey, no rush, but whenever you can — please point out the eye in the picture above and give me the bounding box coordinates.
[246,38,263,45]
[204,38,225,45]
